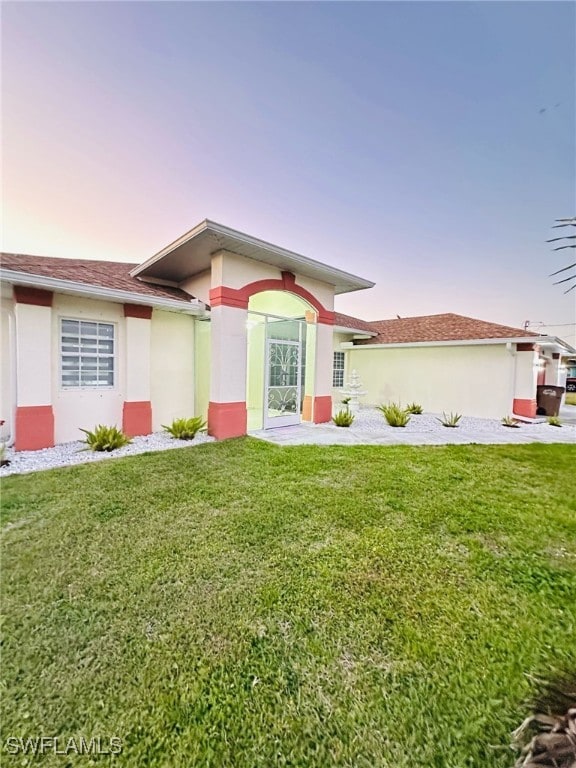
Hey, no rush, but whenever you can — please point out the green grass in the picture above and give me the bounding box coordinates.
[1,440,575,767]
[565,392,576,406]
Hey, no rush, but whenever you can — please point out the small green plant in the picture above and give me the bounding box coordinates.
[437,412,462,428]
[379,403,411,427]
[332,409,355,427]
[501,416,520,428]
[341,397,351,407]
[547,415,562,427]
[80,425,132,452]
[163,416,207,440]
[405,402,423,414]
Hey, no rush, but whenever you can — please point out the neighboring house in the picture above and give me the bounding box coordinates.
[1,219,573,450]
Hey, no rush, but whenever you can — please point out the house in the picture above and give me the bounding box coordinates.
[1,220,573,450]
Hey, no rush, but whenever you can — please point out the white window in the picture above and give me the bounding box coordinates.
[61,319,115,388]
[333,351,345,387]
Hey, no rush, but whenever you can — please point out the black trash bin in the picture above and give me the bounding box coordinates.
[536,385,565,417]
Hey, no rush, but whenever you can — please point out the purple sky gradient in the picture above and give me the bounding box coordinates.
[2,1,575,344]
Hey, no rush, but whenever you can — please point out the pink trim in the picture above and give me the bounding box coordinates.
[513,398,537,418]
[122,401,152,436]
[209,276,334,325]
[13,286,53,307]
[313,395,332,423]
[15,405,54,451]
[124,304,153,319]
[208,401,247,439]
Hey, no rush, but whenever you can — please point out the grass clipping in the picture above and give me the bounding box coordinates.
[513,672,576,768]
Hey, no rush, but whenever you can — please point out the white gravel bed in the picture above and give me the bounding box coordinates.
[0,431,215,477]
[254,408,576,446]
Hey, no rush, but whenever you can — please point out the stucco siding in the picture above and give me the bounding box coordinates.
[0,290,14,441]
[180,270,211,305]
[150,309,195,430]
[213,251,335,311]
[332,331,353,405]
[347,344,515,418]
[194,319,211,422]
[52,294,125,443]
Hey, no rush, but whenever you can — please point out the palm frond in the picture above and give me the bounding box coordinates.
[552,274,576,286]
[549,262,576,277]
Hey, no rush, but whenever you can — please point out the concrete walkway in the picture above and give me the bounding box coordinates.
[560,404,576,426]
[251,409,576,447]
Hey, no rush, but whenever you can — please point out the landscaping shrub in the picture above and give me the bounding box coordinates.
[332,409,355,427]
[378,403,411,427]
[405,402,423,414]
[547,416,562,428]
[80,425,132,452]
[502,416,520,428]
[437,412,462,428]
[163,416,207,440]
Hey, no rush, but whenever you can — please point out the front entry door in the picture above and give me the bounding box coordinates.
[264,334,302,429]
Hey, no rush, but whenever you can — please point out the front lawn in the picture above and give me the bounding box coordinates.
[1,440,575,767]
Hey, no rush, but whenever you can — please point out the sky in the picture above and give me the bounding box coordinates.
[2,1,575,345]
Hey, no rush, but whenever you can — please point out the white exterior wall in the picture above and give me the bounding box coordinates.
[347,343,515,419]
[150,309,195,430]
[125,317,151,402]
[0,288,15,441]
[180,270,211,305]
[332,331,353,404]
[209,304,247,403]
[314,322,335,399]
[513,348,538,400]
[16,303,53,407]
[52,294,125,443]
[212,250,335,311]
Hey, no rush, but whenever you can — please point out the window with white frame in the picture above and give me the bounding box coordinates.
[333,351,345,387]
[61,319,115,388]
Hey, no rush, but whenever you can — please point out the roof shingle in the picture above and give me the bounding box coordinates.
[333,312,376,334]
[0,253,195,305]
[358,313,540,344]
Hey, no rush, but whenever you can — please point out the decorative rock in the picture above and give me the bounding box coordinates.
[0,431,215,477]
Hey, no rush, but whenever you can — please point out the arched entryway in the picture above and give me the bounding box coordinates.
[246,291,316,431]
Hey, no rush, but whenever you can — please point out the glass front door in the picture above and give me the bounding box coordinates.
[264,320,302,428]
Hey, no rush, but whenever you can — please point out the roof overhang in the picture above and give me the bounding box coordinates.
[131,219,375,295]
[333,325,376,338]
[341,336,576,353]
[0,269,205,315]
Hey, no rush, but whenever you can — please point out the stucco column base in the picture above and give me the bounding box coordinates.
[513,398,537,418]
[208,401,247,439]
[313,395,332,423]
[15,405,54,451]
[123,401,152,437]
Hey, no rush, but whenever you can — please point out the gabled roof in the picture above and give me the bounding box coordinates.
[0,253,198,307]
[358,313,541,344]
[131,219,375,295]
